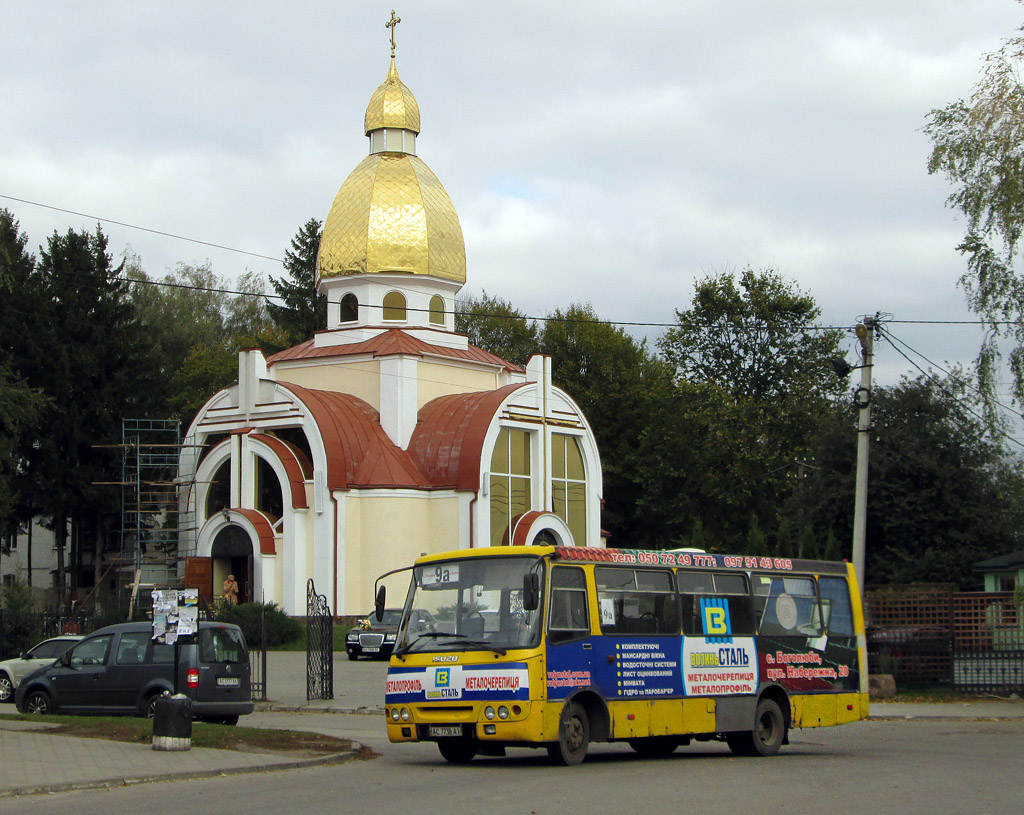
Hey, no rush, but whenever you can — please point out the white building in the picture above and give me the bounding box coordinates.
[179,50,604,617]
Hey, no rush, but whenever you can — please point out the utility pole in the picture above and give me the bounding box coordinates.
[851,316,876,597]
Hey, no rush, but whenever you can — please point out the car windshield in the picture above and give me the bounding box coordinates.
[395,555,543,655]
[377,610,403,627]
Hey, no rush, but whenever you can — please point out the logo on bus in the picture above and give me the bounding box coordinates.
[701,598,733,643]
[435,668,451,687]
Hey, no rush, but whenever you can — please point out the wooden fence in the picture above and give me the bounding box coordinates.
[866,585,1024,693]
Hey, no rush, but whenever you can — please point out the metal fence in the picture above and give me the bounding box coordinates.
[866,586,1024,693]
[0,605,269,700]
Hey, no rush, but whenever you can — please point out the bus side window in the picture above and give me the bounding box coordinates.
[679,573,754,637]
[548,566,590,644]
[595,568,678,636]
[818,577,855,636]
[754,575,823,637]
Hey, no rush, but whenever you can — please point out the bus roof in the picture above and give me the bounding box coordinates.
[412,546,852,577]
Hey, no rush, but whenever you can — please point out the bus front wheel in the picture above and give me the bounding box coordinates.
[547,701,589,766]
[437,737,478,764]
[726,698,786,757]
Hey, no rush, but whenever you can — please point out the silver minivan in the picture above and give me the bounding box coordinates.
[15,621,254,723]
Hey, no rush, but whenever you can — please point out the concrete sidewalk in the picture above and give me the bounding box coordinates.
[2,648,1022,798]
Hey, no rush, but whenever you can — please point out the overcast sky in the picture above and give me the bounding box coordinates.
[3,1,1023,406]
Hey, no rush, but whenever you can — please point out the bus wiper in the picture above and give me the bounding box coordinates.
[393,631,464,657]
[459,639,507,655]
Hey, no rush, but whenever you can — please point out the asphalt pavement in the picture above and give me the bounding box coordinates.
[2,649,1022,798]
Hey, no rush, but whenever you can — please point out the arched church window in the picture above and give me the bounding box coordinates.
[340,293,359,323]
[205,460,231,518]
[429,295,445,326]
[383,291,407,321]
[552,434,587,545]
[255,456,283,522]
[489,427,532,547]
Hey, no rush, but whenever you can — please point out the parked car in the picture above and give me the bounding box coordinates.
[0,635,83,703]
[14,621,255,723]
[346,608,437,660]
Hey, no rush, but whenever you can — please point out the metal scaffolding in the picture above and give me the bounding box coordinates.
[119,419,197,590]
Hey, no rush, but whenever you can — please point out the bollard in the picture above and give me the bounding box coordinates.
[152,693,193,751]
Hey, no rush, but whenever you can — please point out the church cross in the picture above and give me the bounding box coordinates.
[386,10,401,58]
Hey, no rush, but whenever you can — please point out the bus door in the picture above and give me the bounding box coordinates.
[545,565,594,700]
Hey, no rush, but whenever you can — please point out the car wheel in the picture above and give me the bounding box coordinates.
[547,701,589,766]
[141,692,163,719]
[24,689,52,715]
[347,651,358,661]
[0,672,13,703]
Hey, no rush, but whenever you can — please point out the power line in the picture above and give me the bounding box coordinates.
[0,193,284,264]
[7,190,1024,332]
[875,326,1024,451]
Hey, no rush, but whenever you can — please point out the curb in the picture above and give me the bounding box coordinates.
[255,702,383,716]
[0,746,363,799]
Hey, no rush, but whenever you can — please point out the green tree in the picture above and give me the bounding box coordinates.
[133,264,285,424]
[924,14,1024,419]
[268,218,326,348]
[658,267,844,402]
[539,303,676,545]
[808,372,1024,587]
[455,291,539,367]
[649,269,845,547]
[22,224,158,598]
[0,211,50,540]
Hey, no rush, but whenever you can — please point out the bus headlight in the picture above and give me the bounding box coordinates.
[497,706,510,719]
[390,708,400,721]
[484,706,496,720]
[400,708,410,722]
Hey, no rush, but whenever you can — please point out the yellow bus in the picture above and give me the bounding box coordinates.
[381,545,868,765]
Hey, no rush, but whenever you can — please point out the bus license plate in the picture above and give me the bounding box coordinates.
[429,726,462,738]
[217,677,240,687]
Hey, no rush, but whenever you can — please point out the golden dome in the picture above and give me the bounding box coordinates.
[364,59,421,135]
[317,152,466,283]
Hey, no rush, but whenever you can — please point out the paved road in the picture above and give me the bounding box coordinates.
[3,648,1023,802]
[3,717,1024,814]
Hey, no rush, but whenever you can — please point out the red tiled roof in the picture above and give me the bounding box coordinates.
[409,384,527,491]
[267,328,522,373]
[278,383,430,491]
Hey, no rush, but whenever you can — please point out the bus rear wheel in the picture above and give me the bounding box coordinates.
[726,698,786,757]
[547,701,589,765]
[437,737,478,764]
[628,736,680,757]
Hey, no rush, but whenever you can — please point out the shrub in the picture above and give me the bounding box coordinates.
[212,601,302,648]
[0,578,41,660]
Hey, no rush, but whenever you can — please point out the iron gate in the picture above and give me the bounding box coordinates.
[306,579,334,700]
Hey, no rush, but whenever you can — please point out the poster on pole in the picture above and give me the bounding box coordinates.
[152,588,200,643]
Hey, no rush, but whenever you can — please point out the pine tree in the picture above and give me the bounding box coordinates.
[268,218,326,347]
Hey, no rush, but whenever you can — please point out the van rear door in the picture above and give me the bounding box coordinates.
[196,626,251,705]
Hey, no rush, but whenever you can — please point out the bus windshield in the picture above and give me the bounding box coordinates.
[395,555,544,655]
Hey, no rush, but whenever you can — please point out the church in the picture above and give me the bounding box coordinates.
[179,24,604,617]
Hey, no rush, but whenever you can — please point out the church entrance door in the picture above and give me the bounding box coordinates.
[211,524,254,605]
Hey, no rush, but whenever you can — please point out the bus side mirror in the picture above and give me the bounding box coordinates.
[375,585,386,622]
[523,573,540,611]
